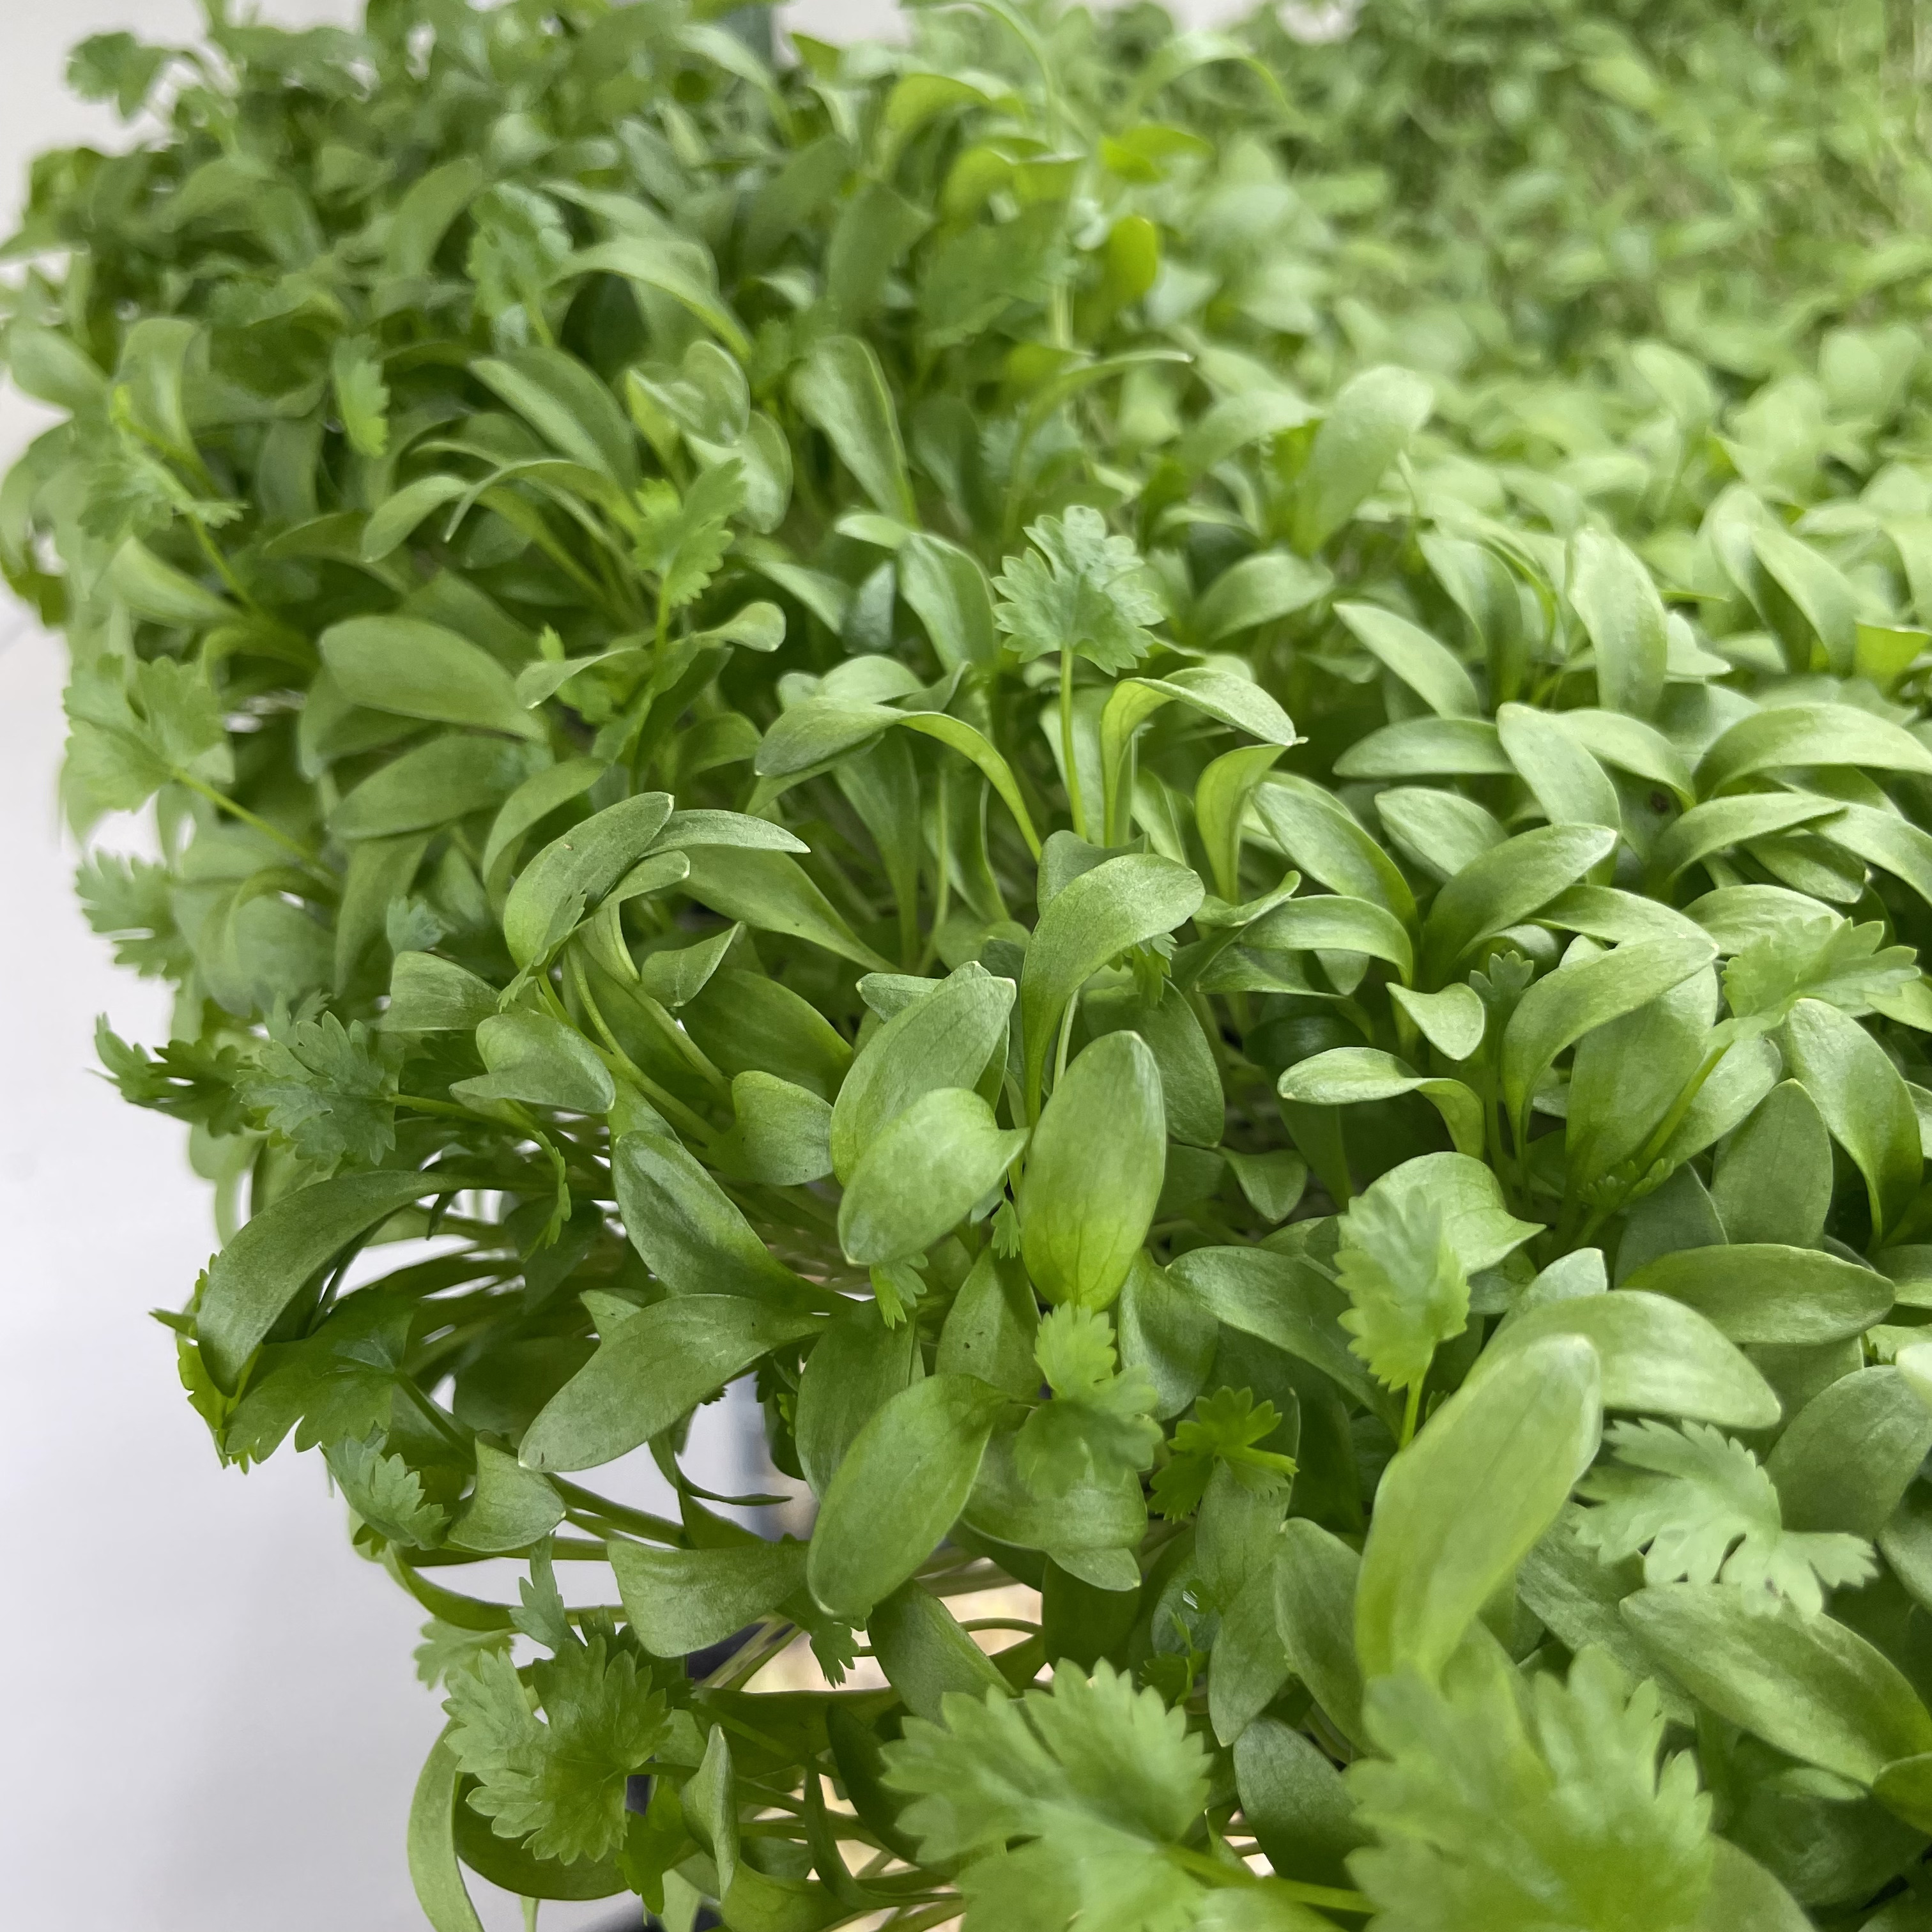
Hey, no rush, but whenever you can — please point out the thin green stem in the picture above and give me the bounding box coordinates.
[1400,1378,1423,1448]
[1053,995,1078,1092]
[1572,1041,1731,1250]
[1163,1844,1371,1914]
[552,1478,684,1545]
[173,770,332,882]
[1059,646,1088,839]
[567,953,719,1137]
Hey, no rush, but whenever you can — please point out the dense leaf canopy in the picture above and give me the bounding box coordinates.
[12,1,1932,1926]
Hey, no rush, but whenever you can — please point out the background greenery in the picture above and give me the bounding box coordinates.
[11,1,1932,1927]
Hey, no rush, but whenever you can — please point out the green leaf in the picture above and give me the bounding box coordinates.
[1356,1335,1602,1681]
[1086,982,1225,1148]
[1623,1584,1932,1788]
[1020,852,1204,1112]
[1236,1717,1368,1890]
[107,535,236,628]
[1781,997,1922,1242]
[443,1640,666,1864]
[500,792,673,967]
[1018,1305,1162,1498]
[1419,825,1618,986]
[937,1250,1039,1400]
[1621,1245,1891,1345]
[1101,666,1298,845]
[838,1087,1028,1267]
[1751,521,1859,675]
[1498,702,1622,833]
[565,235,749,357]
[1273,1518,1366,1744]
[1253,776,1414,921]
[680,845,891,972]
[1336,601,1479,717]
[408,1731,489,1932]
[65,656,232,813]
[1765,1365,1932,1539]
[199,1169,464,1391]
[881,1662,1211,1932]
[448,1441,565,1556]
[831,961,1015,1180]
[612,1130,808,1305]
[716,1071,833,1185]
[519,1295,821,1473]
[327,1431,449,1547]
[330,737,540,841]
[1350,1646,1714,1932]
[1020,1032,1166,1310]
[1647,792,1841,887]
[1696,703,1932,795]
[1277,1048,1484,1157]
[241,1005,399,1172]
[1569,528,1669,719]
[994,505,1163,673]
[870,1581,1014,1721]
[1388,983,1487,1060]
[1194,552,1333,645]
[790,334,916,521]
[1333,717,1512,783]
[384,953,503,1033]
[452,1010,614,1115]
[1480,1291,1781,1429]
[1151,1388,1296,1521]
[1499,934,1716,1135]
[332,337,390,459]
[900,532,998,671]
[1246,893,1414,981]
[632,461,743,609]
[611,1538,809,1659]
[1290,364,1433,553]
[1722,914,1917,1038]
[320,617,546,742]
[808,1374,1009,1622]
[798,1301,925,1495]
[1575,1418,1874,1616]
[1169,1245,1384,1416]
[1708,1080,1834,1246]
[473,346,639,487]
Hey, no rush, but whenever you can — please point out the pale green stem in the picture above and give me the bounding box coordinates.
[1059,646,1088,839]
[172,769,331,882]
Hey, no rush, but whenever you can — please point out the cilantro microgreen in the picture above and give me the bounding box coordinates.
[17,1,1932,1924]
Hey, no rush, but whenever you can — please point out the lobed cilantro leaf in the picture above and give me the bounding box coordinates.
[444,1641,666,1866]
[993,505,1163,673]
[634,458,745,610]
[95,1019,249,1136]
[1151,1388,1297,1521]
[1721,915,1917,1039]
[882,1663,1211,1932]
[1016,1305,1162,1496]
[1574,1418,1875,1616]
[415,1616,514,1690]
[77,852,192,979]
[1336,1176,1469,1395]
[1349,1646,1714,1932]
[325,1431,448,1549]
[238,1004,399,1174]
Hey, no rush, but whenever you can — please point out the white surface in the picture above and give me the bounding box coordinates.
[0,3,1245,1926]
